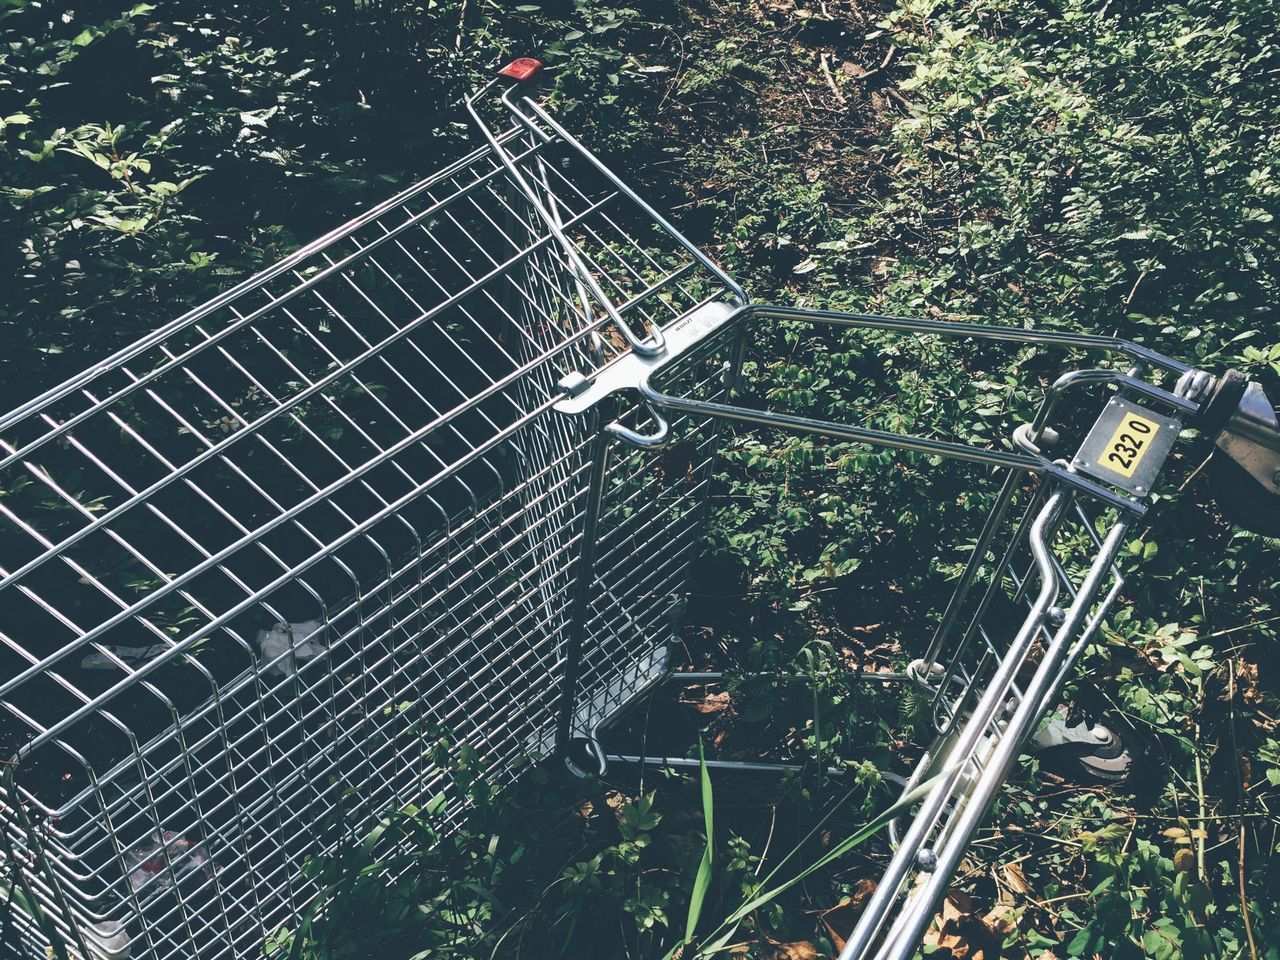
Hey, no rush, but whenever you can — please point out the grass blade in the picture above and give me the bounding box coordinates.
[684,739,715,943]
[696,764,954,955]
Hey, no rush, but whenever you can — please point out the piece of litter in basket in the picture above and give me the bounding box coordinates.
[256,619,326,676]
[81,919,131,960]
[80,643,171,670]
[124,831,211,897]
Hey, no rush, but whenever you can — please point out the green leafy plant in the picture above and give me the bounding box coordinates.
[5,0,1280,957]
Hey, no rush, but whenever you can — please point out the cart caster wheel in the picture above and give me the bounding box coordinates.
[563,736,608,779]
[1030,704,1132,784]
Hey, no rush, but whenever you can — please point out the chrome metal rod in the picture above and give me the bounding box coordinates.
[556,424,613,754]
[836,491,1064,960]
[606,754,855,778]
[875,517,1130,960]
[753,305,1191,374]
[670,671,912,684]
[639,378,1142,514]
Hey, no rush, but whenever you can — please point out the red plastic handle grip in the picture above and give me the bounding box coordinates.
[498,58,543,83]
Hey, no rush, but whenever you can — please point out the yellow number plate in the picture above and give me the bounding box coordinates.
[1072,398,1180,495]
[1099,411,1161,478]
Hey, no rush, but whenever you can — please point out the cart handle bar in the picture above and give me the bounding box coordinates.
[595,303,1203,514]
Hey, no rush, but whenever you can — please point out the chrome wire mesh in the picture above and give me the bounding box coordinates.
[0,99,737,960]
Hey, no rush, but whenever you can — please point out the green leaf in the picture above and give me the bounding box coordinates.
[700,767,952,949]
[684,740,715,943]
[0,112,31,133]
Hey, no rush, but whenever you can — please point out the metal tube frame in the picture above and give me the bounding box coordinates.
[591,303,1205,958]
[466,72,1215,959]
[0,64,1239,960]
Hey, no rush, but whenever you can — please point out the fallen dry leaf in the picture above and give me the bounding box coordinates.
[923,891,1008,960]
[1234,657,1263,705]
[983,904,1016,938]
[680,690,732,715]
[820,879,878,953]
[770,941,822,960]
[1002,862,1031,896]
[605,791,626,822]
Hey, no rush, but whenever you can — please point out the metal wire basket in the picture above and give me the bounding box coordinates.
[2,58,1278,960]
[0,58,740,960]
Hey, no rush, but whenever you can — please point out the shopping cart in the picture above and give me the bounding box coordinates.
[1,58,1277,960]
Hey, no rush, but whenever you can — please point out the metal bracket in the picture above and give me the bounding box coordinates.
[1072,396,1181,496]
[554,301,739,415]
[1216,380,1280,495]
